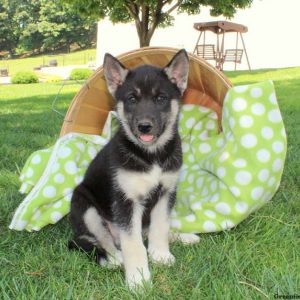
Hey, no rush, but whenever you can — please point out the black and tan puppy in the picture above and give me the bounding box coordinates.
[69,49,189,288]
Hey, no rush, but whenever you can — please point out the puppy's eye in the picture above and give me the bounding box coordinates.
[156,95,167,104]
[127,95,137,104]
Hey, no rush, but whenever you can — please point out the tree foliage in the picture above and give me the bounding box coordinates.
[0,0,97,56]
[64,0,253,47]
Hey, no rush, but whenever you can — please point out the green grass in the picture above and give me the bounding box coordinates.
[0,48,96,77]
[1,67,300,299]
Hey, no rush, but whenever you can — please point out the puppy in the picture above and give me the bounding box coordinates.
[68,49,189,288]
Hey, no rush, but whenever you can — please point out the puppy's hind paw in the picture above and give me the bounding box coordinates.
[148,249,175,266]
[169,233,200,245]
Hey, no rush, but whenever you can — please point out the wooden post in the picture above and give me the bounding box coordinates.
[240,32,251,71]
[235,32,238,71]
[193,31,203,54]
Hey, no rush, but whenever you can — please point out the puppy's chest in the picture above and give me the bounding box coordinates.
[115,164,178,200]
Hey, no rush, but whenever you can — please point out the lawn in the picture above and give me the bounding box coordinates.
[0,48,96,77]
[0,67,299,299]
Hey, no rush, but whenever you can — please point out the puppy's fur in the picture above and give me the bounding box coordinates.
[68,50,189,288]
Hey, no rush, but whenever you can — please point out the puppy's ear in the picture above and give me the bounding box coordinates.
[164,49,189,95]
[103,53,128,96]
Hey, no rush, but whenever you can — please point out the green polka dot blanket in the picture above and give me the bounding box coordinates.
[9,81,287,233]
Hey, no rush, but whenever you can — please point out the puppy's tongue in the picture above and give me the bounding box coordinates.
[139,135,154,142]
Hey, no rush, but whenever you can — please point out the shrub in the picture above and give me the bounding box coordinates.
[69,68,93,80]
[12,71,39,84]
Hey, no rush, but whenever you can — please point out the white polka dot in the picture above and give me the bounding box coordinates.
[233,158,247,168]
[268,109,281,123]
[229,117,235,129]
[194,121,203,130]
[250,87,263,98]
[219,152,230,162]
[32,209,41,221]
[14,220,28,230]
[43,186,57,198]
[204,210,216,219]
[188,174,194,184]
[51,211,63,222]
[199,143,211,153]
[269,92,276,104]
[251,103,265,115]
[216,167,226,178]
[191,202,202,210]
[196,177,203,188]
[239,115,253,128]
[272,141,284,154]
[234,85,248,93]
[75,175,84,184]
[268,176,276,187]
[52,162,60,173]
[210,181,217,192]
[63,187,72,196]
[191,165,200,171]
[256,149,271,163]
[220,219,235,230]
[185,214,196,222]
[201,187,208,196]
[235,171,252,185]
[251,187,264,200]
[198,131,208,140]
[76,142,85,152]
[230,186,241,197]
[171,219,182,229]
[206,120,216,130]
[215,202,231,215]
[32,154,41,164]
[272,159,283,172]
[58,147,71,159]
[216,138,225,148]
[26,167,34,178]
[88,146,97,159]
[53,200,63,208]
[232,97,247,111]
[65,161,77,174]
[182,142,190,153]
[188,154,195,163]
[185,117,196,129]
[199,106,210,113]
[210,193,219,202]
[235,202,249,214]
[261,127,274,140]
[182,104,194,111]
[203,221,217,232]
[240,134,257,148]
[258,169,270,182]
[209,112,218,119]
[54,173,65,184]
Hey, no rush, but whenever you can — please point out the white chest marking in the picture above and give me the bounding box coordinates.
[116,165,179,201]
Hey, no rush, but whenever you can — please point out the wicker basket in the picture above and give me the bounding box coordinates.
[60,47,232,136]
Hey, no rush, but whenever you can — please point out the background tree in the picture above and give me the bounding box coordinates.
[0,0,96,55]
[0,0,21,56]
[64,0,253,47]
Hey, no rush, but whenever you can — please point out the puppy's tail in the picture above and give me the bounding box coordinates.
[68,236,107,264]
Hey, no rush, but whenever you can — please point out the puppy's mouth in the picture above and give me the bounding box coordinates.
[139,134,155,143]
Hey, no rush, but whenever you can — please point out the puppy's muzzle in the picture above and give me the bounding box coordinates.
[138,121,153,134]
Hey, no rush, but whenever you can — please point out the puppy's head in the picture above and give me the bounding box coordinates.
[103,49,189,151]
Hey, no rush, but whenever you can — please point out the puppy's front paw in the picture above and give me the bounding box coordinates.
[148,249,175,265]
[99,251,123,269]
[126,268,151,290]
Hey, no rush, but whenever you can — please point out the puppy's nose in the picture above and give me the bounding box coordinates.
[138,121,153,134]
